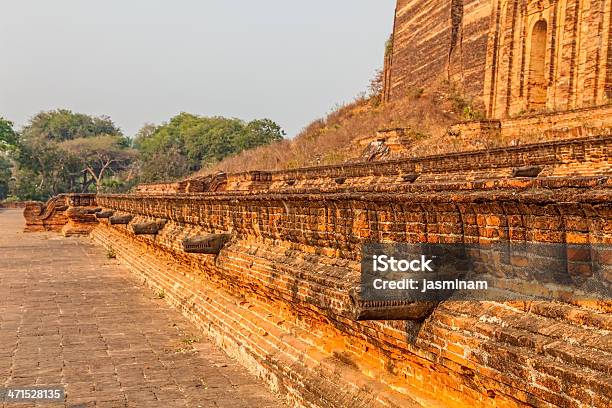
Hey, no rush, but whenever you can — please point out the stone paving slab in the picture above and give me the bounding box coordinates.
[0,209,284,408]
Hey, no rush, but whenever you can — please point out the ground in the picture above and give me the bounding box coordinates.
[0,209,283,408]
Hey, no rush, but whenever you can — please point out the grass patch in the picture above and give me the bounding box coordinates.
[106,247,116,259]
[181,336,199,345]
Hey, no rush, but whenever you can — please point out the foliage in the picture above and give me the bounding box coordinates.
[0,118,18,151]
[106,247,116,259]
[462,106,484,121]
[0,118,18,200]
[240,119,285,150]
[443,80,485,120]
[384,35,393,57]
[406,87,424,99]
[9,168,48,201]
[137,113,284,182]
[21,109,121,142]
[132,123,157,149]
[138,145,190,183]
[368,69,384,103]
[2,109,285,198]
[13,110,131,198]
[0,156,11,200]
[60,135,136,190]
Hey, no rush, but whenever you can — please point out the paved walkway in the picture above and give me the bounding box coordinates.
[0,209,283,408]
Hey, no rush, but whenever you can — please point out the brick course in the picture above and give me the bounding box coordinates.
[136,135,612,195]
[89,174,612,407]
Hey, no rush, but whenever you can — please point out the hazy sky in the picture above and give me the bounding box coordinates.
[1,0,395,138]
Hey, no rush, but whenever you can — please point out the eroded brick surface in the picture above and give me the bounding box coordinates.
[0,209,283,408]
[384,1,612,118]
[90,176,612,407]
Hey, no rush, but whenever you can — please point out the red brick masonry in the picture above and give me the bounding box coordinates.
[25,137,612,407]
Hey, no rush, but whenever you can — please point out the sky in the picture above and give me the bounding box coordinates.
[0,0,396,138]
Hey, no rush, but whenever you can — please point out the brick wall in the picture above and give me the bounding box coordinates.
[221,135,611,192]
[500,104,612,140]
[92,176,612,407]
[27,135,611,406]
[385,0,491,102]
[135,135,612,195]
[385,1,612,119]
[136,182,181,194]
[138,135,612,197]
[485,0,612,118]
[0,201,29,209]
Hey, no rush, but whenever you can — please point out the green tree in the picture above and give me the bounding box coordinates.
[0,118,18,200]
[138,146,190,183]
[61,135,136,191]
[21,109,121,142]
[0,117,18,151]
[132,123,158,149]
[240,119,285,150]
[135,113,285,182]
[14,110,130,198]
[0,156,12,199]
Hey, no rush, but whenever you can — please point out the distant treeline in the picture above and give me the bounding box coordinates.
[0,110,285,201]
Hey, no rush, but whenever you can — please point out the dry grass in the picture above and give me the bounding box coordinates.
[201,83,466,175]
[198,80,586,175]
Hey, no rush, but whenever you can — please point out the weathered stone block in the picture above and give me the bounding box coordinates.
[132,222,160,235]
[109,214,134,225]
[182,234,232,254]
[512,166,543,178]
[96,210,114,219]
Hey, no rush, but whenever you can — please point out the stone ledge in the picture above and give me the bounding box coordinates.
[137,135,612,194]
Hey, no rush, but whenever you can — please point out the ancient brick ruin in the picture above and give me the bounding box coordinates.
[23,193,98,236]
[384,0,492,102]
[24,136,612,407]
[17,2,612,406]
[384,0,612,123]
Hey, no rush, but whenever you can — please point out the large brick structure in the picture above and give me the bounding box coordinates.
[24,137,612,407]
[384,0,492,102]
[384,0,612,119]
[17,4,612,405]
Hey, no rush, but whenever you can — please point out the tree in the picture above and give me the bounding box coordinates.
[0,117,18,151]
[21,109,121,142]
[61,135,136,191]
[0,118,18,200]
[138,146,190,183]
[0,156,12,199]
[135,113,286,182]
[368,68,384,99]
[13,110,131,198]
[16,135,82,196]
[240,119,285,150]
[132,123,157,149]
